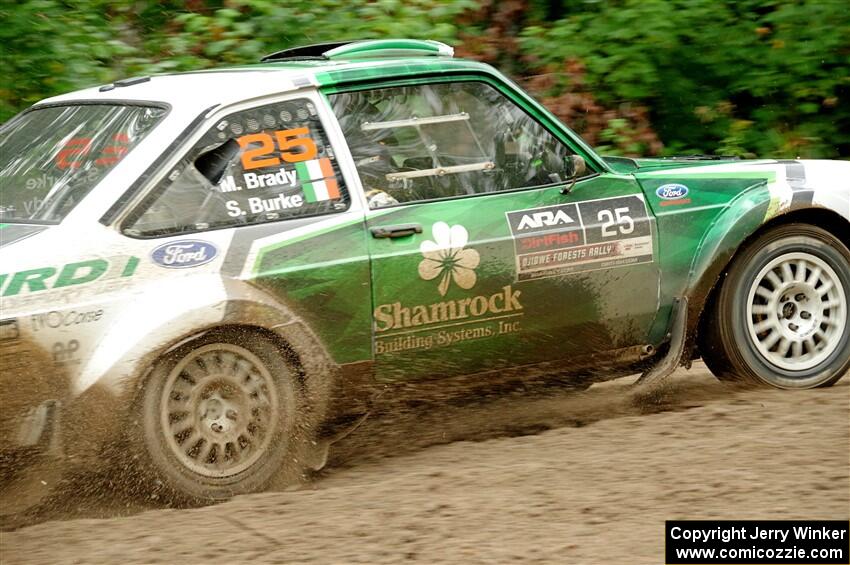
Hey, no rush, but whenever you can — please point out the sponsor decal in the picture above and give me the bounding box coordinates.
[655,183,692,206]
[0,319,20,342]
[151,240,218,269]
[506,195,654,281]
[374,285,523,332]
[0,256,139,297]
[374,222,523,355]
[656,183,689,199]
[417,221,480,296]
[30,308,104,332]
[52,339,80,366]
[515,208,576,231]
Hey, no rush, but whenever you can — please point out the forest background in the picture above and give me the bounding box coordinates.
[2,0,848,158]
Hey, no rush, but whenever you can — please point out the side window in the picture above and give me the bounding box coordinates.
[124,98,348,237]
[329,82,576,209]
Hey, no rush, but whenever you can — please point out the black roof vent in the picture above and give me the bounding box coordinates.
[260,41,359,62]
[260,39,453,63]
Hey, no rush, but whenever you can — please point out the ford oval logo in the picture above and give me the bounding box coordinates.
[656,183,689,200]
[151,240,218,269]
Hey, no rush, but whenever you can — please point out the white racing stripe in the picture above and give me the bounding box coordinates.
[803,160,850,220]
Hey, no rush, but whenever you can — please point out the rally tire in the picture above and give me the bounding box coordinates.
[130,330,305,501]
[700,224,850,388]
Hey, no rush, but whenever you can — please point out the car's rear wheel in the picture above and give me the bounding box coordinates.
[131,330,304,501]
[700,224,850,388]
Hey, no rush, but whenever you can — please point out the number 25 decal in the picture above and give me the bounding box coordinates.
[56,133,130,169]
[598,207,635,237]
[239,128,317,170]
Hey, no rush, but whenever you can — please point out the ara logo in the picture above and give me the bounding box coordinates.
[517,209,575,231]
[656,183,689,200]
[506,203,581,237]
[151,240,218,269]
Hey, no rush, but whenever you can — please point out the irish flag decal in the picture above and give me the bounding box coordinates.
[295,158,340,202]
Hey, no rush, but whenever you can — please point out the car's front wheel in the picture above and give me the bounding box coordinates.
[700,223,850,388]
[131,330,304,501]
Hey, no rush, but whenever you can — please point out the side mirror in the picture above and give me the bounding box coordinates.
[194,139,240,185]
[565,155,587,179]
[560,155,587,195]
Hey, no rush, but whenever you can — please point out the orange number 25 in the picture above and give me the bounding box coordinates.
[239,128,318,170]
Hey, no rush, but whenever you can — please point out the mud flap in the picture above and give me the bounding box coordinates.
[17,400,63,457]
[1,401,66,526]
[306,412,370,472]
[634,297,688,396]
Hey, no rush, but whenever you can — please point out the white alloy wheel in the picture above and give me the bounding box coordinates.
[746,252,847,372]
[160,343,281,478]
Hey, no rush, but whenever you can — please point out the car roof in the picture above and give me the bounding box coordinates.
[36,40,496,114]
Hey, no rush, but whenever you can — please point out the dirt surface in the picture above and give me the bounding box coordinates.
[1,362,848,564]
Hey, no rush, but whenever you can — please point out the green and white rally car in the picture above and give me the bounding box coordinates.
[1,39,848,504]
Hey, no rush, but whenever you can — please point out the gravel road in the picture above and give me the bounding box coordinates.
[1,362,848,564]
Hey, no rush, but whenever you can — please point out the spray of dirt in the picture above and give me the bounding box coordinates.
[0,336,72,527]
[1,363,847,564]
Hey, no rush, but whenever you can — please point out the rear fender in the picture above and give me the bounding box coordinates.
[66,275,336,464]
[77,275,334,401]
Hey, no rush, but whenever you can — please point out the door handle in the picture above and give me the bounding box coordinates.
[370,223,423,239]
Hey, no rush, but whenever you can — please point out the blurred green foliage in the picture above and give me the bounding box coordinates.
[1,0,848,157]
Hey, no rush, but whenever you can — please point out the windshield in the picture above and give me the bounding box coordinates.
[0,104,166,223]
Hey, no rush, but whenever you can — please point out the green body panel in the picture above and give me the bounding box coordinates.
[252,218,375,364]
[629,157,749,172]
[241,60,798,377]
[207,51,839,380]
[636,168,777,343]
[363,173,660,381]
[603,156,743,175]
[247,176,662,380]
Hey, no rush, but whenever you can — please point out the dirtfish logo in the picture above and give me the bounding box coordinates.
[374,222,523,333]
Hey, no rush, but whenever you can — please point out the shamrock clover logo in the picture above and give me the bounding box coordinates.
[418,222,480,296]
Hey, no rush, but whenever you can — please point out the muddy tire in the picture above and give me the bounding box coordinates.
[700,224,850,388]
[130,330,306,501]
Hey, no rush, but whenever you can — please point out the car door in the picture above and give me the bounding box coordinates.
[328,80,660,381]
[120,92,374,368]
